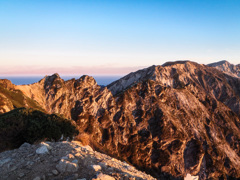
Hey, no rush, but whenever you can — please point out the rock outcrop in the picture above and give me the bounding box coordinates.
[0,60,240,179]
[15,74,112,121]
[0,141,155,180]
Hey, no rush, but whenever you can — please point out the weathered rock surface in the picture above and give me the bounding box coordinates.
[36,145,49,154]
[208,60,240,78]
[56,159,79,173]
[104,61,240,179]
[15,74,107,121]
[0,141,155,180]
[0,60,240,179]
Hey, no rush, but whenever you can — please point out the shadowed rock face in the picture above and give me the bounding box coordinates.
[0,61,240,179]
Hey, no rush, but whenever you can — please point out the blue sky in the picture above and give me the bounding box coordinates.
[0,0,240,75]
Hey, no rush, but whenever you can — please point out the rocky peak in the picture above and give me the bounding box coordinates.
[208,60,240,77]
[13,73,105,120]
[107,60,240,116]
[43,73,64,93]
[208,60,229,66]
[108,61,204,95]
[75,75,97,88]
[42,73,61,83]
[153,61,203,87]
[161,60,191,67]
[0,79,15,89]
[52,73,61,78]
[107,65,156,95]
[44,73,62,83]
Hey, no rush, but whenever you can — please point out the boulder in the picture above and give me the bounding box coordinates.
[91,165,102,172]
[56,159,78,173]
[36,145,49,154]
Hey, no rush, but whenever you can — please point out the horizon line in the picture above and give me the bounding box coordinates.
[0,59,238,77]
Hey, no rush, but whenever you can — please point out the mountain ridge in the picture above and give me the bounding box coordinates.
[0,60,240,179]
[108,61,240,116]
[208,60,240,78]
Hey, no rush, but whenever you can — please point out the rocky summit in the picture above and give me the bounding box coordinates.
[0,60,240,179]
[0,141,155,180]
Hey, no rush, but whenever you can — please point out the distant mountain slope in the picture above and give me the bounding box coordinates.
[107,65,156,96]
[0,60,240,179]
[208,60,240,78]
[0,79,44,114]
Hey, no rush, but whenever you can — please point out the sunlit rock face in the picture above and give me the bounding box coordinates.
[208,60,240,78]
[16,74,112,121]
[0,79,44,113]
[1,60,240,179]
[105,61,240,179]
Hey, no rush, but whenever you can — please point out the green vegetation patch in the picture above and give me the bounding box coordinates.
[0,108,78,152]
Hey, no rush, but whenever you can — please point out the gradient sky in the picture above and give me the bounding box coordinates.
[0,0,240,76]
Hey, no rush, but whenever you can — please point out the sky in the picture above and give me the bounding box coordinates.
[0,0,240,76]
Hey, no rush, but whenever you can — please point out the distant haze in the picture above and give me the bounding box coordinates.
[0,65,145,76]
[1,0,240,75]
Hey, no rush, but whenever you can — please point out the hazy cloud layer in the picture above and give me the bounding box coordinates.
[0,65,146,76]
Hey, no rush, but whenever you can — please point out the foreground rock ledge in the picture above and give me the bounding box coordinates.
[0,141,156,180]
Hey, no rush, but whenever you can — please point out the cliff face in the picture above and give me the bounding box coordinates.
[16,74,113,121]
[0,61,240,179]
[109,61,240,117]
[105,61,240,179]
